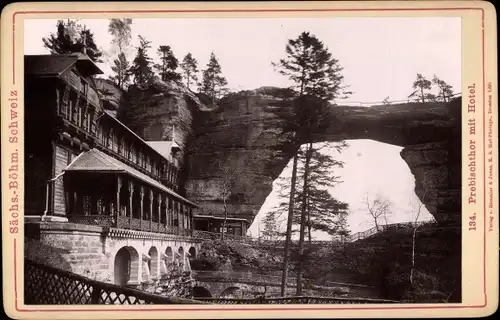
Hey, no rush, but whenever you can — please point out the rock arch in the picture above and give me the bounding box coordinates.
[192,286,212,298]
[186,93,462,226]
[113,246,140,286]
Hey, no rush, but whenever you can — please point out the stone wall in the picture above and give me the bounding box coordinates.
[25,222,109,281]
[25,222,203,284]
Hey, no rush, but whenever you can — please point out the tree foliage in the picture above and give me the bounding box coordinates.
[432,75,454,102]
[155,45,182,82]
[108,18,132,89]
[199,52,228,103]
[110,53,131,89]
[42,20,103,62]
[130,35,154,85]
[181,53,199,90]
[108,19,132,53]
[272,31,350,101]
[266,143,349,241]
[408,73,434,103]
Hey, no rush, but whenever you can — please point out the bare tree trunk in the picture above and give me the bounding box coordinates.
[280,153,299,297]
[410,192,425,286]
[221,198,227,241]
[307,197,312,245]
[410,224,419,285]
[296,142,313,296]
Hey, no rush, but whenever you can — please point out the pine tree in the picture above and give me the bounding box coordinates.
[155,45,182,82]
[432,75,454,102]
[108,18,132,89]
[199,52,228,103]
[272,31,350,296]
[180,53,199,90]
[261,213,280,241]
[110,53,131,89]
[269,143,349,242]
[408,73,433,103]
[76,28,103,63]
[42,20,103,62]
[130,35,154,85]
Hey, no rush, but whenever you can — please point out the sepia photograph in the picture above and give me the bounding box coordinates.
[1,1,498,318]
[22,15,462,305]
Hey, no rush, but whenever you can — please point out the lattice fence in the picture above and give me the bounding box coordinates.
[24,260,207,305]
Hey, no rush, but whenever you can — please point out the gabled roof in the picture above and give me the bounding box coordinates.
[64,148,197,207]
[101,111,177,166]
[146,141,175,161]
[24,53,103,77]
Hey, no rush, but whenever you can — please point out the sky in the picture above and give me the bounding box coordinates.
[24,17,461,104]
[24,17,460,237]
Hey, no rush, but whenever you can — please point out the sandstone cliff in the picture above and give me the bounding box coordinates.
[185,88,461,226]
[108,80,461,226]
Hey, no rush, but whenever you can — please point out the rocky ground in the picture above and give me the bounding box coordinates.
[192,222,461,303]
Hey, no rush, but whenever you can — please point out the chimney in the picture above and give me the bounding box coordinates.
[81,26,87,55]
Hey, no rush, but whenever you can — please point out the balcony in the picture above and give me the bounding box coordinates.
[68,214,192,236]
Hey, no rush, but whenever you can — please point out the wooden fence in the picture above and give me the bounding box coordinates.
[24,259,207,305]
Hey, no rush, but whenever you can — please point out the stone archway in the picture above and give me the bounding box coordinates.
[113,246,140,286]
[219,286,243,298]
[148,246,160,280]
[188,246,197,260]
[192,286,212,298]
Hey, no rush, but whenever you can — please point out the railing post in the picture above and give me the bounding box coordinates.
[115,176,121,228]
[139,186,144,230]
[91,285,101,304]
[128,180,134,229]
[149,189,153,231]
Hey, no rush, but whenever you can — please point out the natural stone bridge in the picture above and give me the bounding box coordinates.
[108,80,461,227]
[183,89,461,226]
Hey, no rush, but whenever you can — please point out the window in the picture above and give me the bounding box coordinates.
[59,88,70,118]
[80,79,88,96]
[70,93,79,124]
[107,129,114,149]
[136,148,140,165]
[105,129,111,147]
[117,137,123,154]
[88,107,95,134]
[112,131,118,152]
[82,105,88,131]
[130,144,136,162]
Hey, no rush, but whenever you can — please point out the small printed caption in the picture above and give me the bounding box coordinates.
[486,82,495,233]
[8,89,20,234]
[467,84,478,231]
[467,82,495,233]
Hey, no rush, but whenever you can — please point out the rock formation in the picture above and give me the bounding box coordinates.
[107,80,461,226]
[185,88,461,225]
